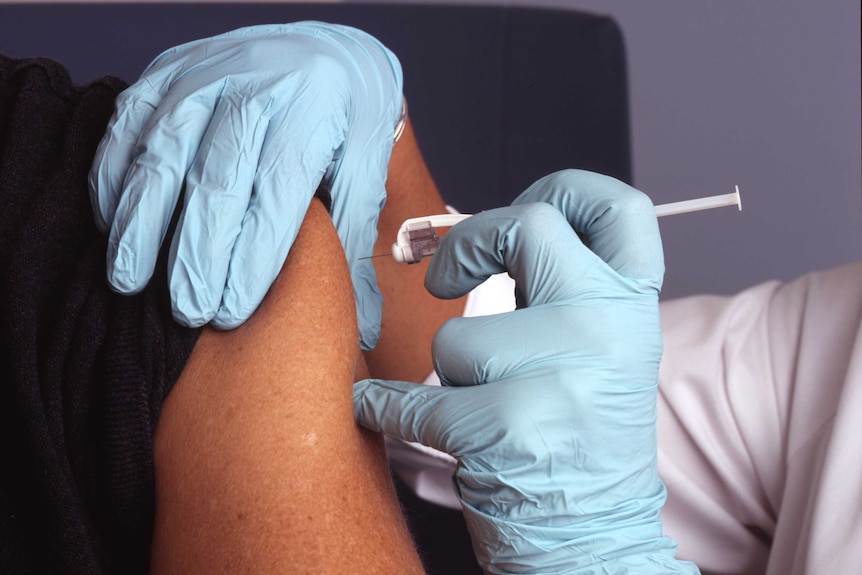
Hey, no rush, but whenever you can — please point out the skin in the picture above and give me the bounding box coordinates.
[150,118,465,573]
[151,199,424,573]
[363,116,467,383]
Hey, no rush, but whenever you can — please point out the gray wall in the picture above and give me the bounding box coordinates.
[348,0,862,299]
[5,0,859,299]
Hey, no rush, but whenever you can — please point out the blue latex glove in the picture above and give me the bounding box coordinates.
[354,170,700,573]
[89,22,404,348]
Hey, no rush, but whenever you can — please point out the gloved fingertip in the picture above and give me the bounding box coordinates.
[166,261,225,330]
[106,260,146,295]
[106,277,143,296]
[170,305,209,329]
[217,270,282,329]
[350,264,383,351]
[351,378,385,431]
[209,304,250,331]
[351,378,372,406]
[169,288,214,329]
[358,322,380,352]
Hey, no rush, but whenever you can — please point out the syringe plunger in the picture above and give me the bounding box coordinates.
[654,185,742,217]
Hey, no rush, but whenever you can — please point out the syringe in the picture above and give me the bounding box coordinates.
[384,186,742,264]
[654,185,742,217]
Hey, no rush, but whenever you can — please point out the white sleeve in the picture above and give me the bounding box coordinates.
[657,261,862,575]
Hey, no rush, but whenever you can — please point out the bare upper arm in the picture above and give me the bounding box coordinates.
[150,200,424,574]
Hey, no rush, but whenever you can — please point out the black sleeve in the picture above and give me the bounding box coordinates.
[0,54,201,575]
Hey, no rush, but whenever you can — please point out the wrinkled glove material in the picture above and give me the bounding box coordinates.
[90,22,403,349]
[354,170,700,573]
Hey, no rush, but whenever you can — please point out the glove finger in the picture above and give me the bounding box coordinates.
[87,36,222,235]
[211,90,345,329]
[167,89,271,327]
[327,131,392,351]
[431,307,582,387]
[512,169,664,293]
[321,28,402,350]
[104,88,220,295]
[330,183,385,351]
[425,203,616,308]
[353,378,473,456]
[427,204,662,388]
[88,83,161,233]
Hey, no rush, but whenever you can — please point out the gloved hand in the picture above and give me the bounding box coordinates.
[89,22,404,348]
[354,170,700,573]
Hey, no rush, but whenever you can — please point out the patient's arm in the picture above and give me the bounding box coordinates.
[150,199,425,573]
[364,116,468,383]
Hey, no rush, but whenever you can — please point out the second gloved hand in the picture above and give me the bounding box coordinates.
[354,170,700,573]
[89,22,404,348]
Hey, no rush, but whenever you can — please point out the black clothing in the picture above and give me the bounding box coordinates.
[0,55,201,574]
